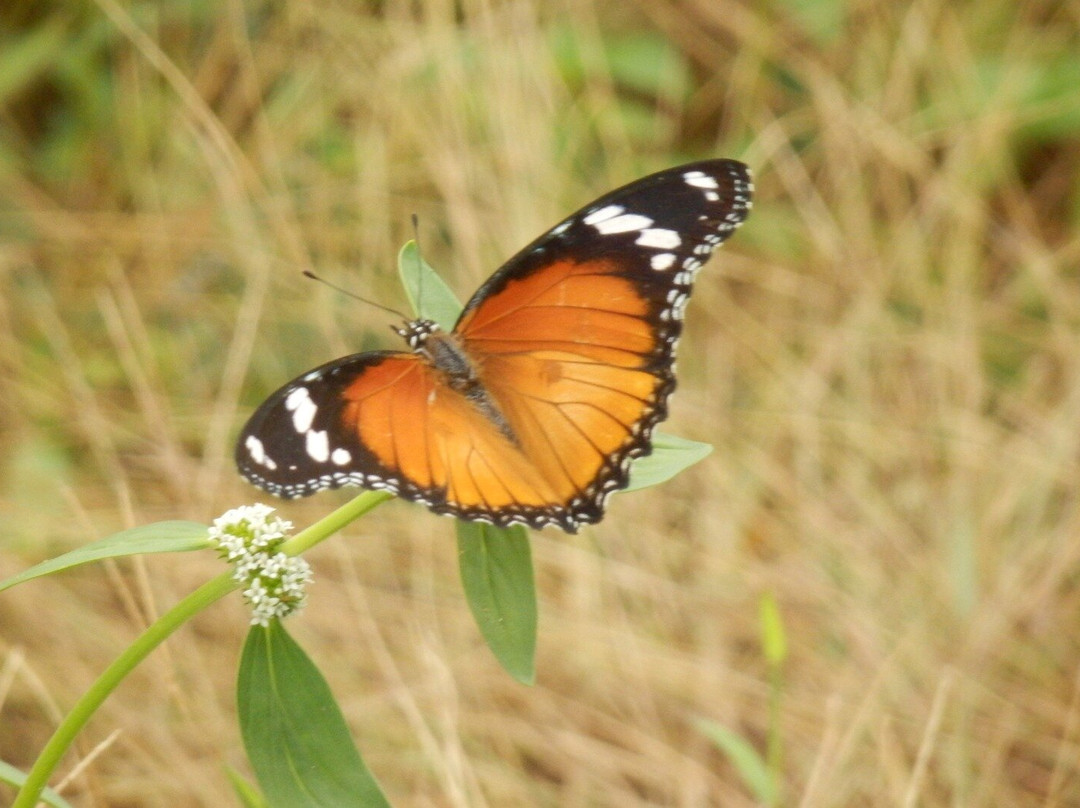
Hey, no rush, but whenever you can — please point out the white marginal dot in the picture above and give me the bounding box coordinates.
[331,447,352,465]
[582,204,625,225]
[636,228,681,249]
[650,253,676,271]
[306,429,329,462]
[591,212,653,235]
[550,220,572,236]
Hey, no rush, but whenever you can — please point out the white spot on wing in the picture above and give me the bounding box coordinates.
[284,387,319,435]
[592,213,653,235]
[285,387,309,410]
[582,204,625,225]
[684,171,719,189]
[294,402,318,434]
[306,429,330,462]
[331,447,352,465]
[244,435,278,471]
[636,228,681,249]
[245,435,265,464]
[650,253,676,270]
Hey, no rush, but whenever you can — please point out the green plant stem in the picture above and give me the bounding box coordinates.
[12,572,237,808]
[281,490,394,556]
[13,490,393,808]
[766,665,784,806]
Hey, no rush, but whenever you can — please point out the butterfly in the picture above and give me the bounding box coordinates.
[236,159,753,532]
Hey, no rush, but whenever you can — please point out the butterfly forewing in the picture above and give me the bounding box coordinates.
[236,159,752,532]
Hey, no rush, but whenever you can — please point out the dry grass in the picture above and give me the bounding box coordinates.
[2,0,1079,804]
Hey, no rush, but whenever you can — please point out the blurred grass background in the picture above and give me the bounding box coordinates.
[2,0,1079,804]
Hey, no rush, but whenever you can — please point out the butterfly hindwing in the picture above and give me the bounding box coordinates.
[236,159,753,531]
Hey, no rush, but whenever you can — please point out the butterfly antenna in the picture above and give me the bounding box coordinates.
[302,271,409,320]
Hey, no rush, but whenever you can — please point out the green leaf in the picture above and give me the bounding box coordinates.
[224,766,268,808]
[456,521,537,685]
[623,433,712,493]
[397,240,463,329]
[0,759,75,808]
[0,521,210,594]
[758,591,788,667]
[695,718,778,805]
[238,621,389,808]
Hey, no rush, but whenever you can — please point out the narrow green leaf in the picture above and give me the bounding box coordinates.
[456,521,536,685]
[0,521,209,593]
[397,241,462,329]
[759,592,788,667]
[695,718,778,805]
[623,433,712,493]
[224,765,268,808]
[237,621,389,808]
[0,760,75,808]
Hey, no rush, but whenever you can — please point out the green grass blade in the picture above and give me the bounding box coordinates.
[759,591,787,797]
[759,591,788,667]
[694,718,778,806]
[0,760,75,808]
[456,521,537,685]
[397,240,463,329]
[623,433,712,493]
[237,621,389,808]
[0,521,209,593]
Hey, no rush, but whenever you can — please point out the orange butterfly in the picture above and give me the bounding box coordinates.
[237,160,752,532]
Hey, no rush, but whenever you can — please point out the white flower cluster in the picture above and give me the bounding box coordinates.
[208,504,313,626]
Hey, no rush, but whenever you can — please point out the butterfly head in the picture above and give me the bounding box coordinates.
[392,318,441,351]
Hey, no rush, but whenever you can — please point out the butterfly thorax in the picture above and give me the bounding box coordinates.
[394,318,518,445]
